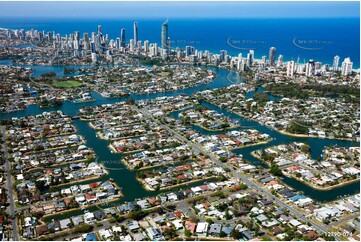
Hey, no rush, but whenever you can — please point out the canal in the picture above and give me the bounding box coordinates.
[0,61,359,222]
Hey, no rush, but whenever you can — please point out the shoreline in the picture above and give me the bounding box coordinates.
[121,158,194,171]
[284,173,360,191]
[203,99,356,142]
[26,155,95,172]
[250,151,361,191]
[137,176,218,192]
[40,195,122,223]
[229,139,273,151]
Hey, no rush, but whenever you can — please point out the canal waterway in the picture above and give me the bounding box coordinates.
[0,61,359,222]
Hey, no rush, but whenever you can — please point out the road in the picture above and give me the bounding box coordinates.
[327,213,360,227]
[136,107,333,238]
[1,126,19,241]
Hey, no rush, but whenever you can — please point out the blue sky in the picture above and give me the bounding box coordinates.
[0,1,359,19]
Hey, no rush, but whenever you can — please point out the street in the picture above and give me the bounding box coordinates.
[137,107,333,238]
[1,126,19,241]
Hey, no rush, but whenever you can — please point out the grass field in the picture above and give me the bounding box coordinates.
[53,80,83,88]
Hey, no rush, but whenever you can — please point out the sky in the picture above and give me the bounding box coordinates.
[0,1,359,19]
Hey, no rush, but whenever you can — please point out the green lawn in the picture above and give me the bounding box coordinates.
[53,80,83,88]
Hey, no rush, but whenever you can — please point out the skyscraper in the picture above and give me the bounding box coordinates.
[238,53,242,60]
[83,33,89,43]
[269,47,276,66]
[116,38,121,49]
[249,50,254,64]
[333,55,340,72]
[133,22,138,44]
[48,31,53,42]
[261,55,267,64]
[130,39,134,52]
[246,53,252,67]
[120,28,126,48]
[161,20,169,55]
[74,31,80,41]
[97,25,102,35]
[287,61,295,77]
[220,50,227,62]
[341,57,353,76]
[186,46,195,57]
[305,59,315,77]
[277,55,283,66]
[144,40,149,52]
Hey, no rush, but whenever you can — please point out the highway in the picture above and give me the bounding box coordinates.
[1,126,19,241]
[136,107,333,238]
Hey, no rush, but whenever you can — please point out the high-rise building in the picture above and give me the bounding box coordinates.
[262,55,267,64]
[149,43,159,56]
[220,50,227,62]
[269,47,276,66]
[249,50,254,64]
[143,40,149,52]
[287,61,295,77]
[315,62,322,70]
[341,57,353,76]
[116,38,121,49]
[74,31,80,41]
[48,31,53,42]
[97,25,102,35]
[120,28,126,48]
[133,22,138,44]
[130,39,135,52]
[333,55,340,72]
[246,53,252,67]
[91,42,96,53]
[277,55,283,66]
[91,53,97,63]
[73,40,79,50]
[238,53,242,60]
[305,59,315,77]
[83,33,89,43]
[137,40,142,50]
[161,20,169,55]
[154,43,158,56]
[186,46,195,57]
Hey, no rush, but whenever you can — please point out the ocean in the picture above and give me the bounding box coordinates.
[0,17,359,68]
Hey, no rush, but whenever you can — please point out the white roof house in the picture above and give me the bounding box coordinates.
[196,222,209,234]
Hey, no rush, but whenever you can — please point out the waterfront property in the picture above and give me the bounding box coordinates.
[254,142,360,189]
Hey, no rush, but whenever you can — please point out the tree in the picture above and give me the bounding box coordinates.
[184,229,192,237]
[270,164,283,176]
[163,227,178,239]
[35,180,48,192]
[206,218,214,224]
[253,92,270,106]
[230,228,242,240]
[219,231,227,238]
[128,210,146,220]
[286,121,309,135]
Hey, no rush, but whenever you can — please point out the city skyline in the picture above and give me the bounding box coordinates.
[0,1,359,19]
